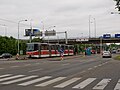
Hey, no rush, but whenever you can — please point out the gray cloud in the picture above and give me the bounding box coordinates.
[0,0,119,39]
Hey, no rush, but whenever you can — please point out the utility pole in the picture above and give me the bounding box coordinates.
[18,20,27,54]
[100,36,103,54]
[65,31,68,44]
[89,15,91,38]
[30,19,33,43]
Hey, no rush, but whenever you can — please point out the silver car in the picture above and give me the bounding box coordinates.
[102,51,112,58]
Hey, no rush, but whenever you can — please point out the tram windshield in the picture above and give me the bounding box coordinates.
[27,44,38,51]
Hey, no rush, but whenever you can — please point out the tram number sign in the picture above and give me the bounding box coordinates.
[45,30,56,36]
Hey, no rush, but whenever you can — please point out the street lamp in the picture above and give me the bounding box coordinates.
[18,20,27,55]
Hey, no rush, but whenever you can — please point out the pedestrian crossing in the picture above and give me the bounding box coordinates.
[0,74,119,90]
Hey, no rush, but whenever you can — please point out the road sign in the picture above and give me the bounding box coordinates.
[45,30,56,36]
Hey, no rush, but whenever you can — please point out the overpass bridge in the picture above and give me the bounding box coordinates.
[44,38,120,44]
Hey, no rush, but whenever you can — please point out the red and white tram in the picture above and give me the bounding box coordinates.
[26,43,74,58]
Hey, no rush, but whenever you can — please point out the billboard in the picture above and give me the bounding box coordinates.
[115,34,120,38]
[103,34,111,39]
[25,29,42,36]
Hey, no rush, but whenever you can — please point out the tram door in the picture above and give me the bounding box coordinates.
[56,44,61,56]
[69,45,74,55]
[50,44,56,57]
[40,44,50,57]
[64,45,69,56]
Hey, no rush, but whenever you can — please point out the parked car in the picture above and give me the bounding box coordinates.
[0,53,12,58]
[102,51,112,58]
[112,50,117,53]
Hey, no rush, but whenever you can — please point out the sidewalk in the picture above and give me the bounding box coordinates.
[0,54,87,61]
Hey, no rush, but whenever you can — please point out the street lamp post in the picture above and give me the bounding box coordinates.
[100,36,103,54]
[29,19,33,43]
[41,21,45,41]
[65,31,68,44]
[56,31,68,44]
[18,20,27,55]
[94,18,96,38]
[47,26,56,43]
[89,15,91,38]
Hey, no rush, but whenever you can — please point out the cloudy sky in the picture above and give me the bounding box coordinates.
[0,0,119,39]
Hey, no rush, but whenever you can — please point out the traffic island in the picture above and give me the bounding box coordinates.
[114,55,120,60]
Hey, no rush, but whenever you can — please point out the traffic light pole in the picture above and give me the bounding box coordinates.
[56,31,68,44]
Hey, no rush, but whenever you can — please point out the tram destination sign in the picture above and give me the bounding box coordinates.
[45,30,56,36]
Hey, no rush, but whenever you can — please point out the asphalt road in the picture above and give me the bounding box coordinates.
[0,54,120,90]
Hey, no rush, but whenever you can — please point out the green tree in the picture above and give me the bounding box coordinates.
[114,0,120,11]
[32,37,43,42]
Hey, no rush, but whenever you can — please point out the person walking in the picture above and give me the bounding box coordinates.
[59,47,64,60]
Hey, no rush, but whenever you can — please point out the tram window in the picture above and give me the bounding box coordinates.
[56,45,60,50]
[69,46,73,49]
[34,44,38,51]
[61,45,65,50]
[51,45,55,50]
[65,46,68,49]
[27,44,34,51]
[41,44,49,50]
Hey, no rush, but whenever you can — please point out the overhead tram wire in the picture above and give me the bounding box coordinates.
[0,18,40,28]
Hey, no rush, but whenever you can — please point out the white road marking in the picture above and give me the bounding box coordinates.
[93,79,111,90]
[24,64,31,66]
[0,68,4,70]
[35,77,66,87]
[101,63,106,65]
[1,75,38,84]
[0,74,12,78]
[80,70,86,74]
[62,63,70,66]
[18,76,52,86]
[28,69,43,72]
[0,75,25,82]
[98,64,102,67]
[54,78,81,88]
[88,68,93,70]
[105,62,108,64]
[35,63,40,65]
[11,66,19,68]
[94,66,98,68]
[114,79,120,90]
[72,78,96,89]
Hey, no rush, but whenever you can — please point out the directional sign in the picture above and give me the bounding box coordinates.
[45,30,56,36]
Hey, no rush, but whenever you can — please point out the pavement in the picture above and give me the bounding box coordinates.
[0,54,86,61]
